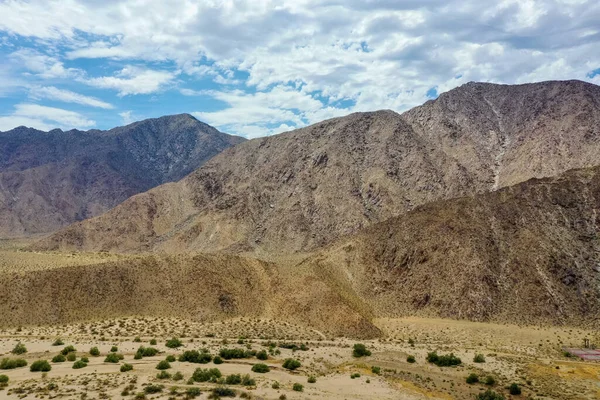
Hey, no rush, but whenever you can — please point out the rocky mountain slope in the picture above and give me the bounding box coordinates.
[307,165,600,326]
[36,80,600,254]
[0,114,245,237]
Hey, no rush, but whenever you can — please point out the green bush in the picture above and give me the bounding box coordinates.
[351,373,361,379]
[292,383,303,392]
[426,351,461,367]
[219,348,252,360]
[52,354,66,363]
[352,343,371,357]
[173,371,184,381]
[60,345,76,355]
[73,360,87,369]
[179,350,212,363]
[134,337,142,343]
[251,363,270,373]
[80,357,89,363]
[166,338,183,348]
[485,376,496,386]
[0,375,8,384]
[0,358,27,369]
[282,358,301,370]
[90,347,100,356]
[30,360,52,372]
[166,355,176,362]
[156,370,172,379]
[213,356,223,364]
[192,368,222,382]
[66,353,77,362]
[52,338,64,346]
[120,363,134,372]
[271,381,280,389]
[156,360,171,370]
[474,353,486,363]
[308,375,316,383]
[476,389,506,400]
[256,350,268,360]
[150,339,157,345]
[186,387,201,398]
[104,353,123,363]
[11,343,27,355]
[144,384,164,394]
[225,374,242,385]
[135,346,159,358]
[110,346,118,353]
[371,366,381,375]
[242,374,255,386]
[509,383,521,395]
[407,355,416,363]
[211,387,236,397]
[466,373,479,384]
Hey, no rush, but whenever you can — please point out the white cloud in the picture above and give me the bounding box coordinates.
[82,66,177,96]
[0,103,95,131]
[10,49,82,79]
[119,111,135,125]
[29,86,114,109]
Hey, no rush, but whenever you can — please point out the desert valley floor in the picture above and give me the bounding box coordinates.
[1,246,599,400]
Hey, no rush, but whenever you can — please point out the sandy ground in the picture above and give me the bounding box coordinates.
[0,317,598,399]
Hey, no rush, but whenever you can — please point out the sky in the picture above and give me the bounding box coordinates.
[0,0,599,138]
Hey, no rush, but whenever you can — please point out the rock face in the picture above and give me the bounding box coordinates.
[308,165,600,326]
[0,114,245,237]
[36,80,600,254]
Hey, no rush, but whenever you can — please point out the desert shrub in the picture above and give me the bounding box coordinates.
[104,353,123,363]
[256,350,268,360]
[219,348,252,360]
[351,373,361,379]
[89,347,100,356]
[73,360,87,369]
[426,351,461,367]
[251,363,270,373]
[166,338,183,348]
[211,387,236,397]
[213,356,223,364]
[110,346,118,353]
[242,374,255,386]
[66,353,77,362]
[0,358,27,369]
[466,373,479,384]
[134,337,142,343]
[485,376,496,386]
[150,339,157,345]
[407,354,416,363]
[292,383,303,392]
[52,338,64,346]
[192,368,222,382]
[52,354,66,363]
[11,343,27,355]
[120,363,134,372]
[172,371,184,381]
[166,355,176,362]
[80,356,89,363]
[476,389,506,400]
[352,343,371,357]
[509,383,521,395]
[271,381,280,389]
[156,370,172,379]
[30,360,51,372]
[156,360,171,370]
[179,350,212,364]
[474,354,486,363]
[282,358,301,370]
[371,366,381,375]
[225,374,242,385]
[186,387,201,398]
[61,345,76,355]
[0,375,8,384]
[144,384,164,394]
[308,375,317,383]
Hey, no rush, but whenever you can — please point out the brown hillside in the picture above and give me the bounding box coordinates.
[307,165,600,326]
[36,80,600,254]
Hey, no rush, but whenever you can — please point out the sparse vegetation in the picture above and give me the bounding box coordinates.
[192,368,222,382]
[466,373,479,384]
[179,350,212,363]
[110,346,118,352]
[509,383,521,395]
[0,358,27,370]
[211,387,236,397]
[61,345,76,355]
[89,346,100,356]
[476,389,506,400]
[104,353,124,363]
[52,338,64,346]
[219,348,253,359]
[186,387,201,398]
[474,353,486,363]
[426,351,461,366]
[256,349,268,360]
[156,360,171,370]
[30,360,52,372]
[166,337,183,348]
[351,373,361,379]
[66,352,77,361]
[485,375,496,386]
[52,354,66,363]
[352,343,372,357]
[11,342,27,355]
[213,356,223,364]
[72,360,87,369]
[293,383,304,392]
[371,366,381,374]
[282,358,301,370]
[156,370,172,379]
[121,363,134,372]
[407,355,416,363]
[251,363,270,373]
[0,375,8,384]
[308,375,317,383]
[144,384,164,394]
